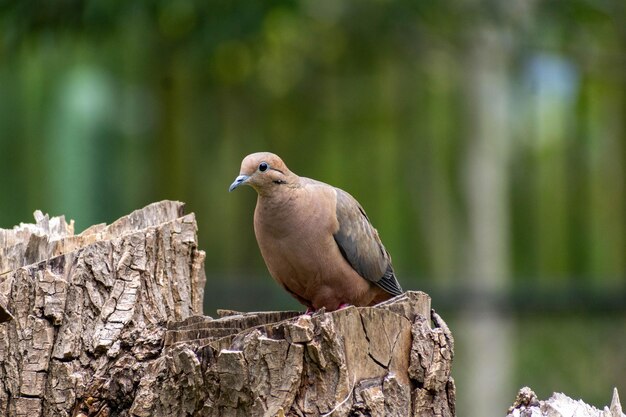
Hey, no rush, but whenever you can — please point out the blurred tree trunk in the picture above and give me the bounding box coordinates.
[459,23,514,417]
[0,201,455,417]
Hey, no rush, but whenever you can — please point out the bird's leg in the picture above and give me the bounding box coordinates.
[304,307,315,315]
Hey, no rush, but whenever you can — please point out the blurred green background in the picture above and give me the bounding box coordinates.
[1,0,624,415]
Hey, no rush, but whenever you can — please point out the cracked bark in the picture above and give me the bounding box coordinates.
[0,201,455,417]
[136,291,455,417]
[0,201,205,417]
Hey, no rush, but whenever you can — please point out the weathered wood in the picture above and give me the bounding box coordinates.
[507,387,625,417]
[0,202,455,417]
[132,291,455,417]
[0,210,74,277]
[0,201,205,417]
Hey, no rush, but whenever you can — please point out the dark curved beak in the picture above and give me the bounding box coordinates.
[229,175,250,192]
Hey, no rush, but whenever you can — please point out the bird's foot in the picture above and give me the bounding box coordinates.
[337,303,351,310]
[303,307,315,315]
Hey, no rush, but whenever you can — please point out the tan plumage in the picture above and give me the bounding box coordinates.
[229,152,403,312]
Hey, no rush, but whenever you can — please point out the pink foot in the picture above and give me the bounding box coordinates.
[304,307,315,315]
[337,303,351,310]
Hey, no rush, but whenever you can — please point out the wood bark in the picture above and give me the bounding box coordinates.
[0,201,455,417]
[507,387,625,417]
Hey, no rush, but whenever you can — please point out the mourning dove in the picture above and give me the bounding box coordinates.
[229,152,403,312]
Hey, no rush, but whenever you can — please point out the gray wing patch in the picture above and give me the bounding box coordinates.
[375,264,403,296]
[333,189,403,297]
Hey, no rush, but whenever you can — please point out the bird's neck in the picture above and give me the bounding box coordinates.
[256,186,299,214]
[254,184,305,237]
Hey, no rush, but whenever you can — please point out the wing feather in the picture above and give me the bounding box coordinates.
[333,189,403,296]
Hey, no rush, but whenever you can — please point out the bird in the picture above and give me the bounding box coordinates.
[229,152,403,312]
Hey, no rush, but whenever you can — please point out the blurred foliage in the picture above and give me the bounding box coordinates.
[1,0,625,410]
[515,313,626,408]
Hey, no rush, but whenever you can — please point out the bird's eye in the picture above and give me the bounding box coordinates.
[259,162,268,172]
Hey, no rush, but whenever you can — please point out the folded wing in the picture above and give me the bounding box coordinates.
[333,189,403,297]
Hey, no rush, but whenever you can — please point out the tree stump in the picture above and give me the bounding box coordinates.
[507,387,624,417]
[0,201,455,417]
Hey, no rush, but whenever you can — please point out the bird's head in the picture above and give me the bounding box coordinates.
[229,152,293,194]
